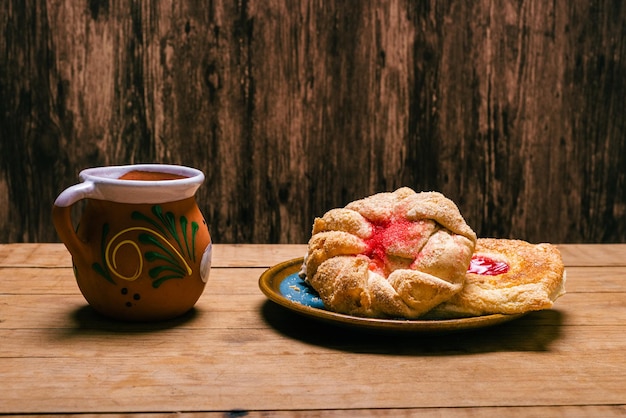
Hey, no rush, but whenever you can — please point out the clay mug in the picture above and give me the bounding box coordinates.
[52,164,212,321]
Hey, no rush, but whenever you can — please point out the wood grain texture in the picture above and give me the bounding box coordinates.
[1,1,625,244]
[1,244,626,415]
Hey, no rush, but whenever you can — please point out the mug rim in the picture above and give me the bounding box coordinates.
[51,163,206,206]
[79,164,204,186]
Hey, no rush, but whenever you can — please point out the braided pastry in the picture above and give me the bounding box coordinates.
[300,188,477,319]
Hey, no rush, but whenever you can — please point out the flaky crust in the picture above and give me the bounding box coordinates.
[427,238,566,318]
[300,188,477,319]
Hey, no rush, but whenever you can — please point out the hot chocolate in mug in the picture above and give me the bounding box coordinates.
[52,164,212,321]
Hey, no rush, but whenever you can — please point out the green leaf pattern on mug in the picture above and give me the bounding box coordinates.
[92,205,200,288]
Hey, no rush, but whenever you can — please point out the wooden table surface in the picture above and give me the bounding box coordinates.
[1,243,625,416]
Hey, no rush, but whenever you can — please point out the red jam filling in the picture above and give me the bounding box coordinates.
[364,218,415,272]
[468,255,509,275]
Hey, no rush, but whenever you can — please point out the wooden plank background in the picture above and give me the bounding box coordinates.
[1,0,625,244]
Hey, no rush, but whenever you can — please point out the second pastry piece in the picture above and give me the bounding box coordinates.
[427,238,566,318]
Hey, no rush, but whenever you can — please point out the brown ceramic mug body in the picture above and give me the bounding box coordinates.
[52,164,212,321]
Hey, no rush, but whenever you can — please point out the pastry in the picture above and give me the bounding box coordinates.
[427,238,566,318]
[300,187,477,319]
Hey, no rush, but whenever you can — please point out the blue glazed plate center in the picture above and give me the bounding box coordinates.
[279,273,325,310]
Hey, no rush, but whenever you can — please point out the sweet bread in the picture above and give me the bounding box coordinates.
[427,238,566,318]
[300,188,477,318]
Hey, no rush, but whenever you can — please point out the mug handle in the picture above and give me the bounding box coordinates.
[52,181,96,261]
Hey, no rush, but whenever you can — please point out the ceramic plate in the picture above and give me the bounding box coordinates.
[258,258,525,333]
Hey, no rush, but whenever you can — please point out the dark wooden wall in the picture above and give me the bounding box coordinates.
[1,0,625,244]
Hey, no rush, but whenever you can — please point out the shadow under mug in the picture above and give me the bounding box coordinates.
[52,164,212,322]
